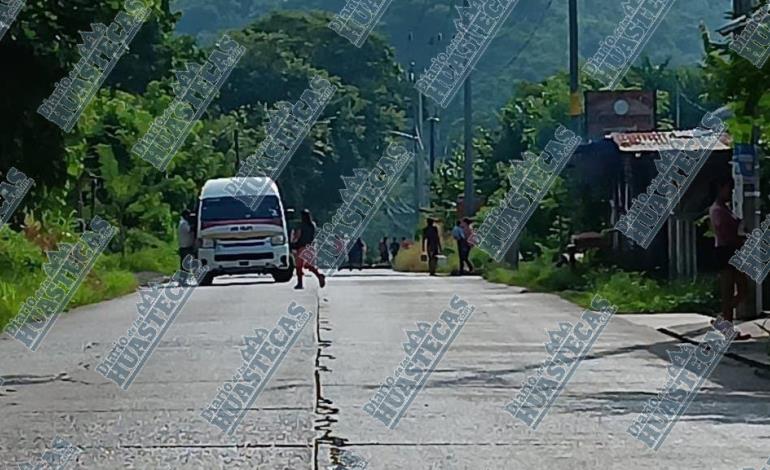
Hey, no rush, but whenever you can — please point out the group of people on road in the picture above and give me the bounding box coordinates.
[420,217,476,276]
[284,177,752,342]
[178,203,478,288]
[178,175,752,342]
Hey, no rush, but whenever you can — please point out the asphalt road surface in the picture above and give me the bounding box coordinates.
[1,270,768,469]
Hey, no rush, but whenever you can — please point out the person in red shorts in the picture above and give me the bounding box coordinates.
[291,209,326,290]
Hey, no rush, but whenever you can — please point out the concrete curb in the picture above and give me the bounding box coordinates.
[658,327,770,372]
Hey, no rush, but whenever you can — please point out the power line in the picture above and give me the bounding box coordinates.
[505,0,555,68]
[675,77,710,113]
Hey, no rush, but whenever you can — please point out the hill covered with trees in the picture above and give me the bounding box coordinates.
[171,0,733,133]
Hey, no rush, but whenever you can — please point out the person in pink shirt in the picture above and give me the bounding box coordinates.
[708,176,750,340]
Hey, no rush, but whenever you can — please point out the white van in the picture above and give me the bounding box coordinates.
[195,177,293,286]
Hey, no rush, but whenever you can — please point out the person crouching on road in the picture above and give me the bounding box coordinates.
[178,209,196,270]
[291,209,326,290]
[422,218,442,276]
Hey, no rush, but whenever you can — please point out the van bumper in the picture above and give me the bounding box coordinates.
[197,245,292,275]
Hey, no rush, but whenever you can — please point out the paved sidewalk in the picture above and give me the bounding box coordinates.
[622,314,770,368]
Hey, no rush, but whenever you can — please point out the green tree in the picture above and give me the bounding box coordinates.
[216,11,409,220]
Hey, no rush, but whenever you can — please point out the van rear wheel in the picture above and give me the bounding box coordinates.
[272,268,293,283]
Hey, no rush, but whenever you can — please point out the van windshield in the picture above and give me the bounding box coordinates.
[200,196,281,221]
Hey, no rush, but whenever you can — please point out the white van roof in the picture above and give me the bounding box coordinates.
[200,177,279,199]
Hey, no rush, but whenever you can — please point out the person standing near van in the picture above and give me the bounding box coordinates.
[291,209,326,290]
[178,210,196,270]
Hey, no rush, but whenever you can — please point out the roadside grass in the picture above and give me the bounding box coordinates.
[483,254,719,314]
[0,226,178,330]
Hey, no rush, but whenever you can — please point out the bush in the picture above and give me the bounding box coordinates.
[495,248,586,291]
[483,250,718,314]
[587,270,717,313]
[0,227,177,330]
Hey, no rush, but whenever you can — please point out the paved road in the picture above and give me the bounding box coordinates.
[1,270,768,469]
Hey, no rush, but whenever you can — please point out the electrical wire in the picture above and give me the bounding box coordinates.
[675,77,710,113]
[505,0,556,68]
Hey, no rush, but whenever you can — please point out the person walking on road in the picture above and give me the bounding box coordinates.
[348,237,366,271]
[178,210,196,270]
[422,218,442,276]
[379,237,390,265]
[451,220,468,275]
[461,217,475,274]
[709,176,750,340]
[291,209,326,290]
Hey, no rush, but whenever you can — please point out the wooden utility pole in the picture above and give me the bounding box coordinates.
[463,0,474,217]
[568,0,582,137]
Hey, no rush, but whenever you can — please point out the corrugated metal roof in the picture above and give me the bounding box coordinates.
[717,15,749,35]
[608,130,732,153]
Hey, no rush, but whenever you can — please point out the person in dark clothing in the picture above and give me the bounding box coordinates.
[379,237,390,264]
[291,209,325,289]
[389,237,400,262]
[422,218,442,276]
[348,238,365,270]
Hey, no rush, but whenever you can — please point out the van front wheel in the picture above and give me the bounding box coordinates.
[272,268,294,283]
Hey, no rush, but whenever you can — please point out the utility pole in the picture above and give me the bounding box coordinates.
[234,128,241,172]
[428,114,439,172]
[463,0,474,217]
[408,59,425,210]
[675,80,681,129]
[732,0,762,319]
[427,33,442,174]
[568,0,582,137]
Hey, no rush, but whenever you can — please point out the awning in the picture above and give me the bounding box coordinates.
[608,130,733,153]
[716,15,749,36]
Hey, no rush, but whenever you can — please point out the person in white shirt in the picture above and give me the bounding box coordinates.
[178,210,196,269]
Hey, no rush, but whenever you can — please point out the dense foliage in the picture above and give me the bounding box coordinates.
[0,2,413,322]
